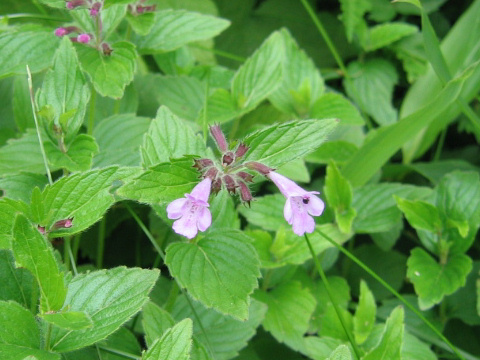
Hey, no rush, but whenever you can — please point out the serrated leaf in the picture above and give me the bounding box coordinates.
[77,42,136,99]
[13,214,67,313]
[117,158,200,204]
[141,106,207,167]
[242,119,338,168]
[49,267,159,352]
[143,319,192,360]
[353,281,376,344]
[311,93,364,126]
[326,345,352,360]
[365,23,418,52]
[238,194,285,231]
[40,311,93,330]
[135,10,230,53]
[172,295,266,360]
[344,59,398,126]
[0,250,37,309]
[0,173,48,203]
[166,229,260,320]
[41,166,121,237]
[44,135,99,173]
[363,307,404,360]
[0,26,59,78]
[253,281,316,351]
[38,37,90,142]
[395,197,442,233]
[339,0,370,42]
[407,247,473,310]
[268,29,324,116]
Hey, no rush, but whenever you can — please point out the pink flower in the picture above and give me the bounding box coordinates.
[267,171,325,236]
[77,33,91,44]
[54,27,68,37]
[167,178,212,239]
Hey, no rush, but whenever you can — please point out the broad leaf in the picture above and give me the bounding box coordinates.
[44,135,99,173]
[306,141,359,165]
[143,319,193,360]
[395,197,442,233]
[0,173,48,203]
[344,59,398,126]
[208,190,240,231]
[38,37,90,142]
[126,12,156,36]
[242,119,338,168]
[365,23,418,52]
[13,214,67,313]
[49,267,159,352]
[407,247,473,309]
[254,281,316,351]
[237,194,285,232]
[135,10,230,53]
[117,158,200,204]
[77,42,136,99]
[40,311,93,330]
[353,281,376,344]
[311,93,364,126]
[166,229,260,320]
[141,106,208,167]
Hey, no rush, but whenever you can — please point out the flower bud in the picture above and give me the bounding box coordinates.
[193,158,214,170]
[237,171,254,182]
[101,42,113,56]
[210,124,228,152]
[53,218,73,229]
[77,33,91,44]
[223,175,236,193]
[204,167,218,180]
[54,27,68,37]
[238,181,253,205]
[90,2,101,16]
[212,178,222,194]
[245,161,274,175]
[66,0,85,9]
[235,143,249,158]
[222,152,235,166]
[38,225,46,234]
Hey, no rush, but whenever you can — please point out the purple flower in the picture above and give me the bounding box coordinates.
[54,27,68,37]
[267,171,325,236]
[77,33,91,44]
[167,178,212,239]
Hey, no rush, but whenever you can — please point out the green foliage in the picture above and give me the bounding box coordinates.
[142,319,193,360]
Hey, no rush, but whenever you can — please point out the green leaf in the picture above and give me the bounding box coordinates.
[135,10,230,53]
[77,42,136,99]
[117,158,200,204]
[13,76,35,132]
[0,200,20,249]
[40,167,121,237]
[393,34,428,83]
[365,23,418,52]
[44,135,99,173]
[353,281,376,345]
[49,267,159,352]
[276,158,310,183]
[0,173,48,203]
[0,347,59,360]
[268,29,324,116]
[342,60,474,187]
[231,31,283,112]
[38,37,90,142]
[326,345,352,360]
[344,59,398,126]
[242,119,338,168]
[172,295,266,360]
[325,162,356,234]
[143,319,193,360]
[142,302,175,347]
[126,12,155,36]
[166,229,260,320]
[306,141,358,165]
[12,214,67,313]
[70,5,127,41]
[202,88,238,124]
[237,194,285,232]
[93,114,150,167]
[253,281,316,351]
[0,26,59,78]
[141,106,208,167]
[208,190,240,231]
[339,0,370,42]
[40,311,93,331]
[363,307,404,360]
[0,250,37,310]
[310,93,364,126]
[396,197,442,233]
[407,248,473,309]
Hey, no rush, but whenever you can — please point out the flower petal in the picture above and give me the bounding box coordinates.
[267,171,308,197]
[197,207,212,232]
[291,210,315,236]
[190,177,212,202]
[166,198,188,219]
[284,197,293,224]
[172,216,198,239]
[306,194,325,216]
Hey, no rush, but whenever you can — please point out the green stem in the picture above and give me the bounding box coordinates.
[97,345,140,360]
[203,69,211,144]
[27,65,53,186]
[66,237,78,276]
[45,323,52,350]
[316,228,465,360]
[96,217,106,269]
[304,234,362,360]
[433,128,447,161]
[87,87,97,136]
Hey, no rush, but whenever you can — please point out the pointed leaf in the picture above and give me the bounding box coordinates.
[365,23,418,52]
[165,229,260,320]
[13,214,67,313]
[395,197,442,233]
[49,267,159,352]
[353,281,376,344]
[143,319,192,360]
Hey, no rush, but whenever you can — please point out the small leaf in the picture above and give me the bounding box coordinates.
[165,229,260,320]
[407,247,473,309]
[77,42,136,99]
[143,319,193,360]
[396,197,442,233]
[365,23,418,52]
[49,267,159,352]
[135,10,230,53]
[311,93,364,126]
[141,106,208,167]
[142,302,175,347]
[339,0,371,42]
[13,214,67,313]
[242,119,338,168]
[353,281,376,344]
[44,135,99,173]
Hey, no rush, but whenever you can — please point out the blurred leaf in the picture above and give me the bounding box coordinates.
[13,76,35,132]
[143,319,192,360]
[339,0,370,42]
[311,93,364,126]
[126,12,155,36]
[393,34,428,83]
[408,160,479,185]
[40,311,93,330]
[306,141,358,165]
[44,135,99,173]
[326,345,352,360]
[344,59,398,126]
[49,267,159,352]
[364,23,418,52]
[13,214,66,313]
[0,173,47,203]
[238,194,285,231]
[135,10,230,53]
[276,159,310,183]
[141,106,208,167]
[70,5,127,41]
[354,281,376,345]
[166,229,260,320]
[407,247,472,310]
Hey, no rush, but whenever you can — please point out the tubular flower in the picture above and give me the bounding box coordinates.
[267,171,325,236]
[167,177,212,239]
